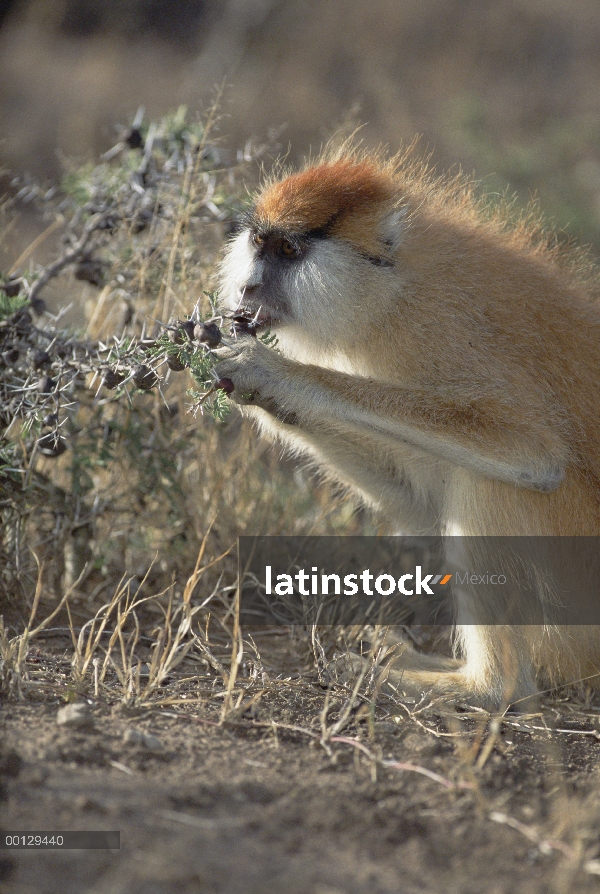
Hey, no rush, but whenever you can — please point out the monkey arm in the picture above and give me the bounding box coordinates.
[215,337,568,493]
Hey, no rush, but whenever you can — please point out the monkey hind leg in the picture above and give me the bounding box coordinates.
[329,626,538,710]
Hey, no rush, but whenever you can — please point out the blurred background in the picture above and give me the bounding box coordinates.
[2,0,600,248]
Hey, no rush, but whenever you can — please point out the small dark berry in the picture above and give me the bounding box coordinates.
[12,310,32,333]
[74,258,105,287]
[215,377,234,395]
[167,326,185,345]
[33,350,52,370]
[2,348,19,365]
[180,319,196,340]
[102,369,126,390]
[168,319,195,344]
[126,127,143,149]
[37,376,56,394]
[166,353,187,371]
[43,413,59,427]
[133,365,158,391]
[37,432,67,457]
[194,322,222,348]
[30,297,46,316]
[230,315,258,338]
[2,278,22,298]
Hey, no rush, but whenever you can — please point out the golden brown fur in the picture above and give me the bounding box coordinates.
[216,145,600,708]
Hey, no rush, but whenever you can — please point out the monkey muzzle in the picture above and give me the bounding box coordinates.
[230,289,288,330]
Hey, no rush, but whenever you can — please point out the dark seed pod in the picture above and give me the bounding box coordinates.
[180,319,196,340]
[215,377,234,395]
[166,353,187,372]
[2,347,20,365]
[126,127,143,149]
[230,315,258,338]
[37,432,67,457]
[30,297,46,316]
[133,365,158,391]
[37,375,56,394]
[167,330,183,345]
[43,412,59,427]
[102,369,126,390]
[194,322,222,348]
[167,319,195,344]
[167,324,186,345]
[74,258,105,287]
[2,278,22,298]
[33,350,52,370]
[12,310,32,334]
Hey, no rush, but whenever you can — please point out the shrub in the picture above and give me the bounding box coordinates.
[0,107,363,622]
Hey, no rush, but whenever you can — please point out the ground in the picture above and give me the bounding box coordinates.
[3,631,600,894]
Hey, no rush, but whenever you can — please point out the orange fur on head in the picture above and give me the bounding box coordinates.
[254,158,397,256]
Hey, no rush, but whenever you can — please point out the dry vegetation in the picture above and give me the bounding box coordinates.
[3,105,600,893]
[0,104,370,681]
[1,109,364,589]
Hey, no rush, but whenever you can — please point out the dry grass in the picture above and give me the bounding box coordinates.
[6,544,600,892]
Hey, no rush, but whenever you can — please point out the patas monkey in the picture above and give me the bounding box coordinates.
[216,146,600,707]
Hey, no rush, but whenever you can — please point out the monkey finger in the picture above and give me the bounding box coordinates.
[212,344,245,361]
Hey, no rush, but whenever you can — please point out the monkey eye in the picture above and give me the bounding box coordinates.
[280,238,298,257]
[251,232,265,247]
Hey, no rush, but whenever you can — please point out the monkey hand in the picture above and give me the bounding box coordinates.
[214,336,299,424]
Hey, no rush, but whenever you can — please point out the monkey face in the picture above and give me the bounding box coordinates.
[219,158,406,345]
[219,221,385,344]
[218,226,308,329]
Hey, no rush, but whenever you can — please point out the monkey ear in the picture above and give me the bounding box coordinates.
[380,207,406,252]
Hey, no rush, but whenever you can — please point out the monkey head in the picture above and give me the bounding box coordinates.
[218,157,406,349]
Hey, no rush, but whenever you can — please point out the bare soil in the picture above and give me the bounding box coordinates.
[3,633,600,894]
